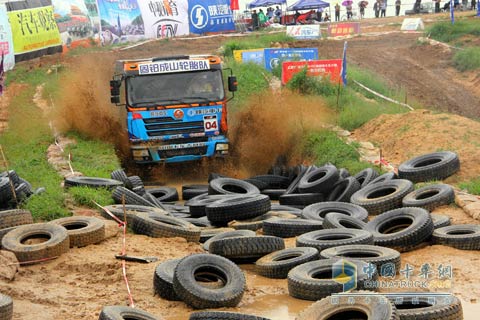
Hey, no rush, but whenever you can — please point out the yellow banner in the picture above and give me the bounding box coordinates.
[8,6,62,54]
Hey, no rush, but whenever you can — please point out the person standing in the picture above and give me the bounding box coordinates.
[395,0,401,15]
[374,0,380,17]
[252,9,259,31]
[472,0,476,9]
[347,3,353,19]
[335,3,341,21]
[258,9,267,26]
[316,8,323,21]
[294,10,301,23]
[380,0,387,16]
[274,6,282,23]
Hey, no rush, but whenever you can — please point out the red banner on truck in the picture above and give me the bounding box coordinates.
[281,59,343,85]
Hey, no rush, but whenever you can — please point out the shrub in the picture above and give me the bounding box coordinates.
[453,47,480,71]
[286,68,337,96]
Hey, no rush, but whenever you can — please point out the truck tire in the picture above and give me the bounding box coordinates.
[0,178,14,204]
[0,293,13,320]
[146,187,179,202]
[402,184,455,212]
[248,175,291,189]
[186,194,230,218]
[262,219,323,238]
[132,212,201,242]
[49,216,105,248]
[0,209,33,229]
[190,311,271,320]
[297,291,398,320]
[255,247,319,279]
[278,193,324,208]
[327,176,361,202]
[287,259,376,301]
[110,169,129,185]
[285,166,311,194]
[298,165,339,194]
[208,178,260,195]
[338,168,350,179]
[302,202,369,223]
[127,176,145,195]
[208,236,285,260]
[398,151,460,183]
[366,207,434,252]
[243,178,269,191]
[153,259,181,301]
[322,212,367,230]
[368,172,397,186]
[261,189,286,200]
[431,213,451,229]
[432,225,480,250]
[205,194,271,225]
[142,193,167,210]
[203,229,256,251]
[228,212,297,231]
[100,204,168,226]
[389,293,462,320]
[1,223,69,263]
[354,168,380,188]
[182,185,208,200]
[320,244,401,271]
[350,179,414,215]
[112,187,156,207]
[296,229,374,251]
[64,177,123,189]
[173,253,246,309]
[99,306,159,320]
[199,227,235,243]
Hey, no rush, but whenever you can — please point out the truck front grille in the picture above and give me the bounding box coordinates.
[158,146,208,158]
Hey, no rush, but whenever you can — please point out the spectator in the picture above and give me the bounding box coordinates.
[274,6,282,23]
[335,3,341,21]
[316,8,323,21]
[324,12,330,21]
[374,0,380,17]
[454,0,460,9]
[434,0,441,12]
[252,9,259,30]
[294,10,301,23]
[267,7,274,20]
[380,0,387,16]
[359,1,367,18]
[258,9,267,26]
[472,0,476,9]
[347,4,353,19]
[395,0,401,15]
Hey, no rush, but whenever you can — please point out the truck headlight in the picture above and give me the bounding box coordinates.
[215,143,229,151]
[132,149,149,157]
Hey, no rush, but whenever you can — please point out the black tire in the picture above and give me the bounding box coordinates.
[365,207,434,252]
[208,236,285,260]
[278,193,324,208]
[228,211,297,231]
[327,176,361,202]
[389,293,462,320]
[398,151,460,183]
[142,193,167,210]
[127,176,145,195]
[320,244,401,272]
[402,184,455,212]
[146,187,179,202]
[368,172,397,186]
[338,168,350,179]
[270,204,302,216]
[186,194,231,218]
[182,189,208,201]
[302,202,369,223]
[182,216,211,228]
[208,178,260,195]
[243,178,269,191]
[100,204,168,226]
[99,306,159,320]
[49,216,105,248]
[0,209,33,229]
[287,259,377,301]
[205,195,271,224]
[208,172,227,182]
[112,187,156,207]
[1,223,70,263]
[432,224,480,250]
[322,212,367,230]
[262,219,323,238]
[132,212,201,242]
[296,229,374,251]
[203,229,256,251]
[3,170,20,186]
[431,213,451,229]
[354,168,380,188]
[110,169,129,185]
[190,311,271,320]
[298,165,339,194]
[297,291,398,320]
[15,182,33,200]
[255,247,319,278]
[64,176,123,189]
[261,189,286,200]
[285,166,311,194]
[0,293,13,320]
[0,178,15,204]
[199,227,235,243]
[248,175,291,189]
[350,179,414,215]
[173,253,246,309]
[153,259,181,301]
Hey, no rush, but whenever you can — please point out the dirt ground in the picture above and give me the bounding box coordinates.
[1,13,480,319]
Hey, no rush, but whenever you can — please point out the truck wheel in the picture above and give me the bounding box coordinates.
[208,178,260,195]
[99,306,159,320]
[132,212,201,242]
[322,212,367,230]
[398,151,460,183]
[208,236,285,260]
[327,176,361,202]
[153,259,181,301]
[255,247,319,279]
[49,216,105,248]
[354,168,380,188]
[402,184,455,212]
[302,202,369,222]
[296,229,374,251]
[432,224,480,250]
[262,219,323,238]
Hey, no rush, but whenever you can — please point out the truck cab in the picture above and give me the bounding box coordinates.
[110,55,236,164]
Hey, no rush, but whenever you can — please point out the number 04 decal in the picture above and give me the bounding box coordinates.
[204,115,218,133]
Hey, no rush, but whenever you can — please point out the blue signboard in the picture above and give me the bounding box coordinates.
[263,48,319,71]
[242,50,264,65]
[188,0,235,34]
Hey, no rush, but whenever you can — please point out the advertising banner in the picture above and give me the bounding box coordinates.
[286,25,321,40]
[263,48,318,72]
[281,59,342,85]
[0,5,15,71]
[53,0,95,48]
[327,22,360,37]
[188,0,235,34]
[8,5,62,55]
[96,0,145,45]
[138,0,189,39]
[233,49,263,63]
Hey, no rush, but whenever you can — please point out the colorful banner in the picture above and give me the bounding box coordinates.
[233,49,263,62]
[188,0,235,34]
[327,22,360,37]
[0,5,15,71]
[282,59,342,85]
[96,0,145,45]
[286,25,321,40]
[138,0,189,39]
[8,5,62,55]
[263,48,318,72]
[53,0,96,47]
[242,50,264,64]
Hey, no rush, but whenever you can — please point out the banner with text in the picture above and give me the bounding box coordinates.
[327,22,360,37]
[138,0,189,39]
[286,25,321,40]
[188,0,235,34]
[0,5,15,71]
[53,0,96,48]
[282,59,342,85]
[264,48,318,72]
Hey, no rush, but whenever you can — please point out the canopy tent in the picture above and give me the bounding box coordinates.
[247,0,287,9]
[288,0,330,10]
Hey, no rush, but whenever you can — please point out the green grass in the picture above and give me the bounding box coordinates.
[286,68,337,96]
[459,178,480,195]
[68,186,115,208]
[427,20,480,43]
[453,47,480,71]
[222,33,294,58]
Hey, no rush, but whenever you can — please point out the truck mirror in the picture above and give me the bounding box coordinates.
[110,80,121,104]
[228,76,237,92]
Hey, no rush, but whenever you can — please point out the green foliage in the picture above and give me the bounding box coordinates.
[286,68,337,96]
[349,65,405,101]
[427,20,480,43]
[222,33,294,58]
[68,186,115,208]
[453,47,480,71]
[459,178,480,195]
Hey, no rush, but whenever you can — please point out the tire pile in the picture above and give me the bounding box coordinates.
[0,170,37,210]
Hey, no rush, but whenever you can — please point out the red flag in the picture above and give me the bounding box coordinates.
[0,51,4,96]
[230,0,239,10]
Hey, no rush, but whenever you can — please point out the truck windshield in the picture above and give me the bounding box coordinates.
[127,69,225,107]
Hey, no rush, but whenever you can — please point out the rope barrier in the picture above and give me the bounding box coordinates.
[353,79,414,111]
